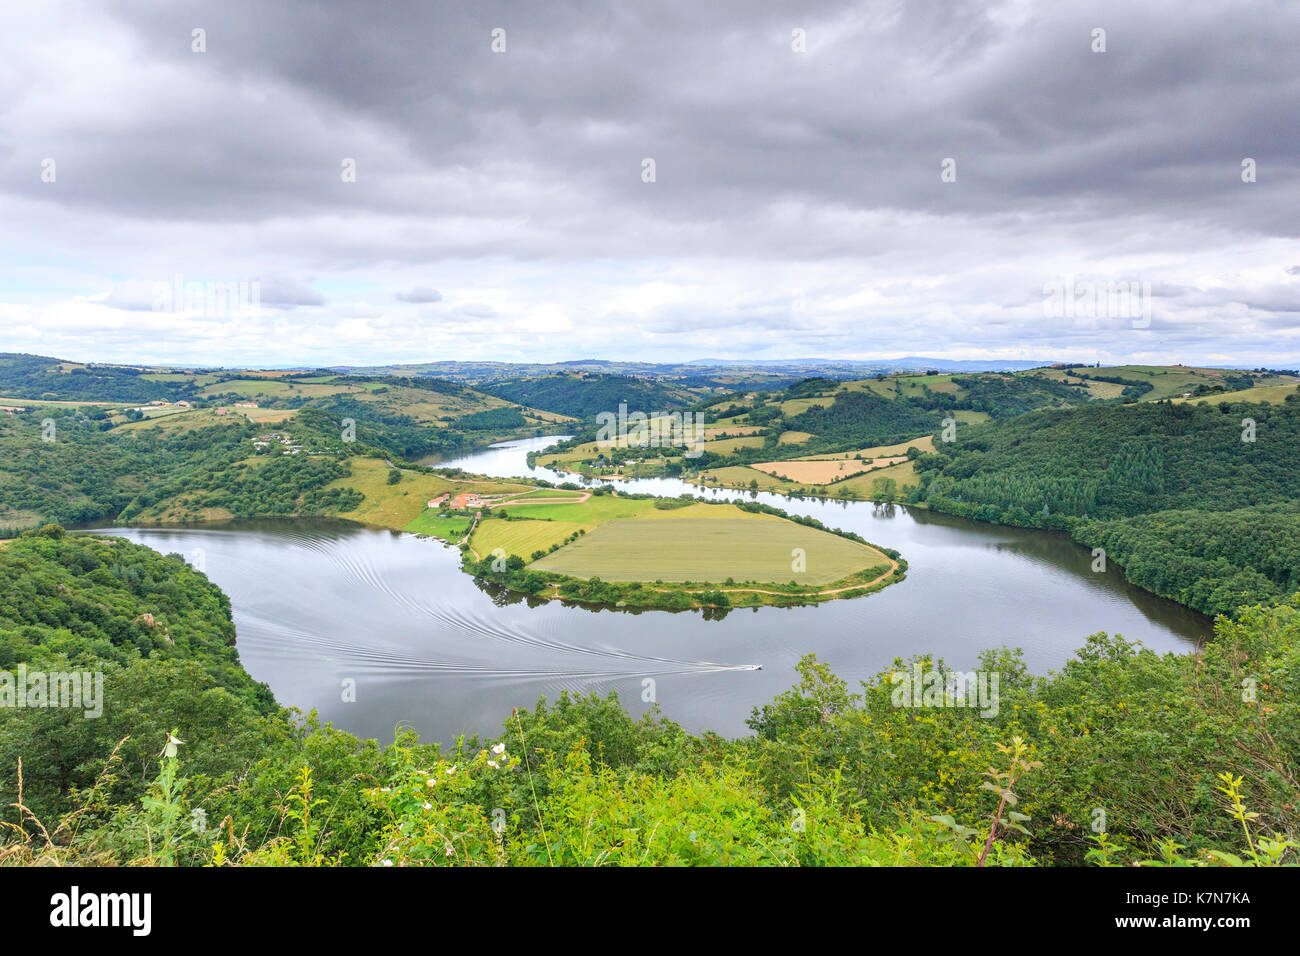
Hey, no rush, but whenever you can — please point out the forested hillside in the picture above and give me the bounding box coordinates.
[0,354,193,403]
[1,529,1295,867]
[913,398,1300,615]
[1071,505,1300,617]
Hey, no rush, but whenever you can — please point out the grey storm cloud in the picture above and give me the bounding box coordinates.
[1,0,1298,365]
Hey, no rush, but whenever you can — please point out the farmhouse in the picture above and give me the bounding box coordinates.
[427,494,450,508]
[450,493,485,510]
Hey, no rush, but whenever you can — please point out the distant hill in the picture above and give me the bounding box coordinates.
[0,353,189,403]
[483,372,696,418]
[330,356,1061,386]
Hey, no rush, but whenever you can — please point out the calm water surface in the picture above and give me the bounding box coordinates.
[97,436,1211,743]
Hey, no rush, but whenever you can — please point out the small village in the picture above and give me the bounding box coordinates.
[252,432,303,455]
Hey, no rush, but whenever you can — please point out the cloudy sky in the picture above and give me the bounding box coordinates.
[2,0,1298,368]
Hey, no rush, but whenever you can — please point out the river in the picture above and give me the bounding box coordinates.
[95,435,1211,743]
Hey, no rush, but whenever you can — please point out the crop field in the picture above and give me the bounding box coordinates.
[831,459,920,493]
[703,436,765,454]
[470,517,588,558]
[752,457,906,484]
[777,430,813,444]
[694,465,796,492]
[795,434,934,460]
[532,515,889,586]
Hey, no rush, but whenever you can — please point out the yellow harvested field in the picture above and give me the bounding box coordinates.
[777,431,813,444]
[794,435,933,461]
[751,457,907,484]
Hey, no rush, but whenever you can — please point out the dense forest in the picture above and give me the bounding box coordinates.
[1,530,1295,866]
[0,354,192,403]
[0,406,373,533]
[912,398,1300,616]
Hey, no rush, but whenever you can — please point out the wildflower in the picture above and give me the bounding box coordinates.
[423,802,432,810]
[487,760,498,769]
[491,742,506,756]
[446,765,456,775]
[382,859,393,867]
[426,779,436,787]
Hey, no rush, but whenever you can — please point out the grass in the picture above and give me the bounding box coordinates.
[470,518,588,558]
[794,434,934,460]
[404,512,473,542]
[831,459,920,493]
[753,457,905,484]
[777,430,813,444]
[327,458,529,529]
[703,436,766,454]
[532,514,889,586]
[694,465,797,493]
[775,397,834,415]
[1175,383,1300,406]
[199,379,354,400]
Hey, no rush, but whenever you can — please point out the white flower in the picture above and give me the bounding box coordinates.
[487,760,498,769]
[491,742,506,756]
[426,778,436,787]
[423,802,432,810]
[444,843,454,857]
[446,765,456,775]
[382,859,393,867]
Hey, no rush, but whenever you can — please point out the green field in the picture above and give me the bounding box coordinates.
[702,436,765,454]
[531,514,889,586]
[1174,382,1300,406]
[404,511,473,541]
[470,517,588,557]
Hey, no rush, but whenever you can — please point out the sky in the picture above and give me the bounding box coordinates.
[1,0,1298,368]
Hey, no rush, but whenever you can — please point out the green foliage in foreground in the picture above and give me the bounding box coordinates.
[1,531,1296,867]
